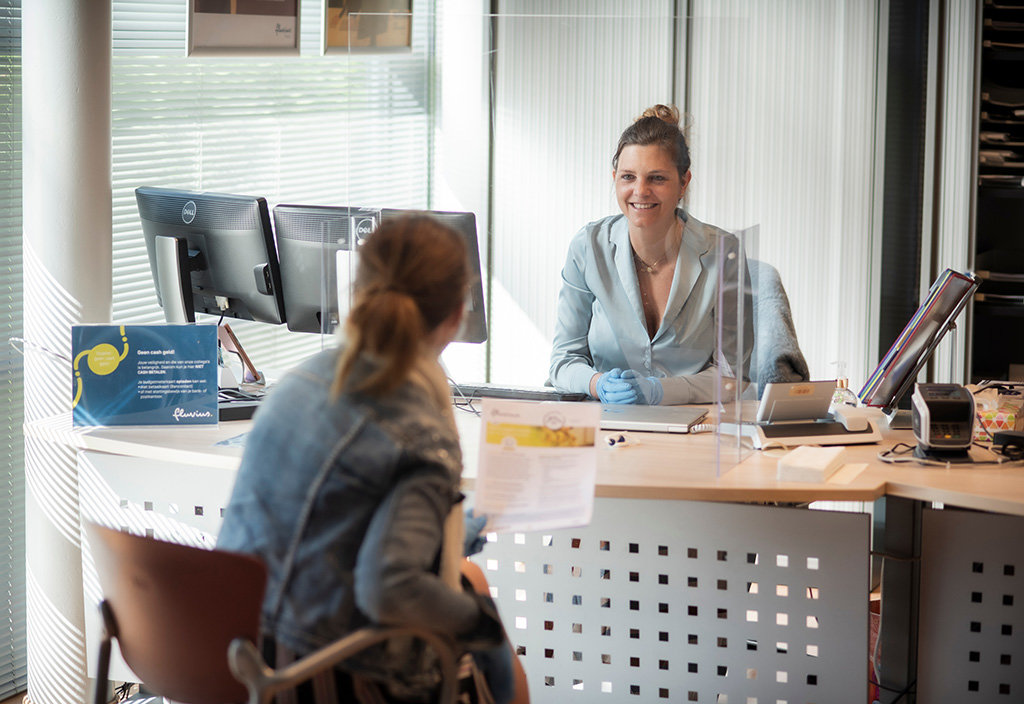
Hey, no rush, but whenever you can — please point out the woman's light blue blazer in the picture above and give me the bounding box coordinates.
[549,210,751,405]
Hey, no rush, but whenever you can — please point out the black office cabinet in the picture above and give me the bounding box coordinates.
[971,0,1024,382]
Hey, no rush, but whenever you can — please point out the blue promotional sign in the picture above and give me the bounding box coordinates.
[72,324,218,426]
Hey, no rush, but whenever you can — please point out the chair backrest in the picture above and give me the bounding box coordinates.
[85,522,268,704]
[748,258,810,396]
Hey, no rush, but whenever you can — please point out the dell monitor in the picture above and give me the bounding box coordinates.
[273,204,488,343]
[135,187,287,325]
[272,204,381,335]
[859,268,980,419]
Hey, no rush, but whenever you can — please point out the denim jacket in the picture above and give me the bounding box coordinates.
[217,347,502,696]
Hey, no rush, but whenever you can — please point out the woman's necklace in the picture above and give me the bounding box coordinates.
[631,220,682,275]
[632,248,667,274]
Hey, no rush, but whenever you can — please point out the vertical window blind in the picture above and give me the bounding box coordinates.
[111,0,433,368]
[0,1,26,699]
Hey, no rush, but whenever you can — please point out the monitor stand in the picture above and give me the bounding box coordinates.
[885,408,913,429]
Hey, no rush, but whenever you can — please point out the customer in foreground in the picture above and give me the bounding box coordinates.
[218,215,528,704]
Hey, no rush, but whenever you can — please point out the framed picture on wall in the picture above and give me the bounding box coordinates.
[188,0,300,56]
[323,0,412,54]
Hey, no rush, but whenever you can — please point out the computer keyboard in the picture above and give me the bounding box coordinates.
[450,381,588,402]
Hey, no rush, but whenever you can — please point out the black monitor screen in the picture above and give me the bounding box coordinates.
[273,204,488,342]
[135,187,286,325]
[859,268,979,413]
[272,204,381,334]
[380,208,488,344]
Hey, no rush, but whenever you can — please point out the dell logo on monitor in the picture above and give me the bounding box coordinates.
[181,201,197,224]
[352,216,377,244]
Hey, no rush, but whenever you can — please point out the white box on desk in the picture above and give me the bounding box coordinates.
[777,445,846,482]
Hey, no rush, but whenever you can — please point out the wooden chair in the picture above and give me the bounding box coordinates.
[85,522,458,704]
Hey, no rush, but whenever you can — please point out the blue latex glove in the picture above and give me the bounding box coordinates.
[594,368,638,404]
[464,509,488,556]
[620,369,664,405]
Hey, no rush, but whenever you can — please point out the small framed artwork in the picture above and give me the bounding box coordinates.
[323,0,412,54]
[188,0,300,56]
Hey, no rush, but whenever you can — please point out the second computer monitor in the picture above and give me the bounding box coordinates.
[273,204,488,343]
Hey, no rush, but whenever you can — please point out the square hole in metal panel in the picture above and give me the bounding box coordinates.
[1001,654,1012,665]
[717,550,728,561]
[718,579,728,590]
[717,608,728,619]
[630,628,640,639]
[544,648,554,659]
[544,677,555,687]
[515,617,527,630]
[776,554,789,567]
[630,685,640,696]
[659,688,669,699]
[144,501,153,511]
[599,540,609,551]
[601,654,611,664]
[544,592,554,603]
[659,602,669,613]
[970,621,981,633]
[601,681,612,693]
[572,651,583,662]
[717,637,728,648]
[1005,564,1015,576]
[659,631,669,642]
[717,665,728,676]
[659,659,669,670]
[630,657,640,667]
[777,642,789,654]
[688,576,698,587]
[543,564,553,575]
[572,679,583,691]
[806,644,818,657]
[973,561,984,573]
[969,651,980,662]
[659,545,669,556]
[631,600,640,611]
[598,625,607,635]
[543,620,553,631]
[571,594,582,605]
[1004,594,1014,606]
[688,634,698,645]
[570,565,582,577]
[601,597,611,608]
[688,605,698,616]
[776,584,789,597]
[971,591,983,603]
[1002,624,1013,635]
[600,569,611,580]
[194,506,204,516]
[571,537,581,548]
[807,556,819,570]
[515,589,527,602]
[542,535,553,547]
[659,574,669,585]
[515,645,526,656]
[487,559,499,571]
[573,623,584,634]
[688,547,698,559]
[747,552,759,564]
[629,571,639,582]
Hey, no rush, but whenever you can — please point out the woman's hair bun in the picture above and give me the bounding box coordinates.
[639,104,680,127]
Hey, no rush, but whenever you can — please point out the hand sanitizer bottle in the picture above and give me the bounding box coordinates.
[830,361,859,410]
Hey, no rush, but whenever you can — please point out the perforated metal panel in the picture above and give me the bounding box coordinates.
[472,498,869,703]
[919,508,1024,701]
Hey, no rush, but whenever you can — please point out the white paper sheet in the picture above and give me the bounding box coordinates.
[474,399,601,533]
